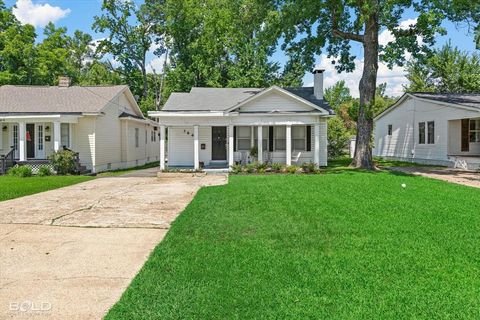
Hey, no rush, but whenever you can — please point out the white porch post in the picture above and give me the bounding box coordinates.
[257,125,263,163]
[18,122,26,161]
[228,124,234,167]
[53,121,61,152]
[286,125,292,166]
[250,126,255,148]
[193,125,199,170]
[314,123,320,166]
[159,125,166,170]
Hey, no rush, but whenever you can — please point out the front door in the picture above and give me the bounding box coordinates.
[26,123,35,159]
[211,126,227,160]
[461,119,469,152]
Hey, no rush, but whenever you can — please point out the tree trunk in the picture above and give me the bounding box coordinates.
[352,14,378,170]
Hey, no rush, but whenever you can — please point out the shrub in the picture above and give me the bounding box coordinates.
[286,165,300,174]
[231,164,243,174]
[271,162,283,173]
[328,116,351,158]
[37,165,52,176]
[8,165,33,177]
[302,162,318,173]
[49,150,77,175]
[255,162,268,174]
[245,163,256,173]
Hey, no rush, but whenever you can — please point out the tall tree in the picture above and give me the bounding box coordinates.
[273,0,479,169]
[405,43,480,93]
[93,0,163,102]
[159,0,297,97]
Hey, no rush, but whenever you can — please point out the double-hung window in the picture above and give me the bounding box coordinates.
[470,119,480,142]
[292,126,306,150]
[387,124,393,136]
[427,121,435,144]
[236,126,251,150]
[274,127,286,150]
[135,128,139,148]
[418,122,426,144]
[61,123,70,148]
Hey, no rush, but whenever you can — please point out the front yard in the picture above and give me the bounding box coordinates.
[0,175,93,201]
[107,170,480,319]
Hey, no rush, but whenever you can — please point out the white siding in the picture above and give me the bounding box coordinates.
[374,97,480,163]
[168,126,194,166]
[74,117,95,170]
[240,91,315,112]
[94,101,122,171]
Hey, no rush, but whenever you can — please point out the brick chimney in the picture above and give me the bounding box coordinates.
[58,76,71,88]
[313,68,325,100]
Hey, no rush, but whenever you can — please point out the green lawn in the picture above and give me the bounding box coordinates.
[106,170,480,319]
[0,175,93,201]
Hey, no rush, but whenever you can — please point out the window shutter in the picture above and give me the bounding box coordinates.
[0,127,3,150]
[233,126,237,151]
[269,126,274,152]
[306,126,312,151]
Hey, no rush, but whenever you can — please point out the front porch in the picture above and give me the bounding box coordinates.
[159,123,327,171]
[0,117,75,161]
[448,118,480,170]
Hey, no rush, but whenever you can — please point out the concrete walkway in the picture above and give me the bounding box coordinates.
[0,171,227,319]
[390,166,480,189]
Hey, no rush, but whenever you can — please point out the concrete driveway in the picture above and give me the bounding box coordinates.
[0,170,227,319]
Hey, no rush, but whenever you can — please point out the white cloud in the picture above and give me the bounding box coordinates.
[311,18,422,98]
[12,0,70,28]
[147,55,169,74]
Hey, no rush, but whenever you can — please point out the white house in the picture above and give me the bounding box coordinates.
[148,70,334,170]
[374,92,480,169]
[0,79,159,173]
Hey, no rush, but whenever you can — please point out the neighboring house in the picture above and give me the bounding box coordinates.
[0,78,159,173]
[148,70,334,170]
[374,92,480,169]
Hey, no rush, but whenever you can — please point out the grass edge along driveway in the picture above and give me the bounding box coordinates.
[106,170,480,319]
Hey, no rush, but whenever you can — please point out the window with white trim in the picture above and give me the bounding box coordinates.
[274,127,286,150]
[427,121,435,144]
[135,128,139,148]
[38,125,43,151]
[418,122,425,144]
[470,119,480,142]
[61,123,70,148]
[236,126,251,150]
[292,126,306,150]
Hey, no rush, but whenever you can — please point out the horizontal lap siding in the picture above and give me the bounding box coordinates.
[168,127,194,166]
[374,98,480,162]
[75,117,95,170]
[240,91,315,112]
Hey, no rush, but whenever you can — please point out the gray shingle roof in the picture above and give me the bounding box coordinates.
[411,92,480,109]
[162,86,333,114]
[0,85,128,114]
[163,87,262,111]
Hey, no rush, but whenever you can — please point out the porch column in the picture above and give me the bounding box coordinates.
[314,123,320,166]
[257,126,263,163]
[193,125,199,170]
[18,122,26,161]
[159,125,166,170]
[286,125,292,166]
[250,126,255,148]
[53,121,61,152]
[228,125,234,167]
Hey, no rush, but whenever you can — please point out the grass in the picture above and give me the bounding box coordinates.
[328,156,445,170]
[106,169,480,319]
[0,175,93,201]
[96,161,159,177]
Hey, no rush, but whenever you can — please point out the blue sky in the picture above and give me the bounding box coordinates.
[5,0,479,97]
